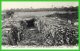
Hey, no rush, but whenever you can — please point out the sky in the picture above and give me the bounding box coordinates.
[2,2,78,10]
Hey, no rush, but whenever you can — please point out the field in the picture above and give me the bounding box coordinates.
[2,10,78,47]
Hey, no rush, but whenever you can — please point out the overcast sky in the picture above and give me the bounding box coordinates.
[2,2,78,10]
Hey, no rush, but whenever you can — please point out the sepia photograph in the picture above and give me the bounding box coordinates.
[2,2,78,49]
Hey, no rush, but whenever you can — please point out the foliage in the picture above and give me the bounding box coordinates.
[6,10,14,17]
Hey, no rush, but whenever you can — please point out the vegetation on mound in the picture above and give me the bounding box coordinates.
[2,9,78,46]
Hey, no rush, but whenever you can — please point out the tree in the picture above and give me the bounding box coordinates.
[6,10,14,18]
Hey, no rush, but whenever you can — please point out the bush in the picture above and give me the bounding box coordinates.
[54,26,78,45]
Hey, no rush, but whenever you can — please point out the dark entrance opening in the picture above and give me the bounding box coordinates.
[26,18,35,28]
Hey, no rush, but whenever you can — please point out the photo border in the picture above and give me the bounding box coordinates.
[0,0,80,51]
